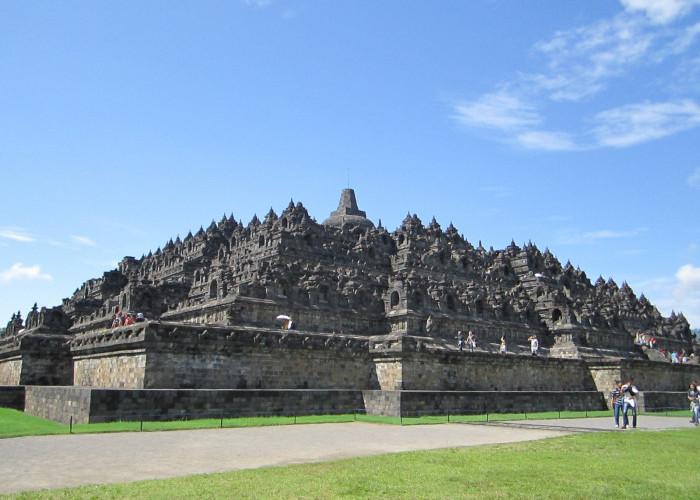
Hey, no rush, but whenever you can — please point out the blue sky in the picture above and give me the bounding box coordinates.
[1,0,699,328]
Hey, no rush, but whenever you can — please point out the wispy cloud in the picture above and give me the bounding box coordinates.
[593,99,700,147]
[556,228,640,245]
[70,235,96,247]
[532,13,653,102]
[452,1,700,151]
[688,166,700,189]
[517,130,577,151]
[481,186,513,198]
[0,228,35,243]
[621,0,700,24]
[0,263,52,284]
[453,92,541,130]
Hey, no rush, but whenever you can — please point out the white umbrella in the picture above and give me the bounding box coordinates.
[276,314,291,321]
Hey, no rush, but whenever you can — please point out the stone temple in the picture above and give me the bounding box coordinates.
[1,189,697,423]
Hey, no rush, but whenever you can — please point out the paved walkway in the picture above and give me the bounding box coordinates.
[0,416,691,494]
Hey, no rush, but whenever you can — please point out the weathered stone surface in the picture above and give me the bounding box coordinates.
[0,334,73,386]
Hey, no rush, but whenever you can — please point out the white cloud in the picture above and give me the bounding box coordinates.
[453,1,700,151]
[0,263,52,284]
[481,186,513,198]
[672,263,700,327]
[674,263,700,297]
[517,130,577,151]
[688,167,700,189]
[0,228,35,243]
[620,0,699,24]
[453,92,541,130]
[593,99,700,147]
[637,263,700,327]
[70,235,96,246]
[533,14,653,101]
[557,228,639,245]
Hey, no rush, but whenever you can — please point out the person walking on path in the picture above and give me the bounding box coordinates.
[609,381,624,428]
[528,335,539,356]
[621,378,639,429]
[466,331,476,353]
[456,331,465,352]
[688,381,699,426]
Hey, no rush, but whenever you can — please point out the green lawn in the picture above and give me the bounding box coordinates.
[3,428,698,499]
[0,408,68,438]
[0,407,689,438]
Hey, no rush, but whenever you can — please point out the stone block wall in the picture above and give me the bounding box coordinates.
[0,334,73,386]
[399,351,597,392]
[362,390,402,417]
[399,390,607,415]
[588,360,700,396]
[144,348,372,390]
[24,386,92,424]
[0,357,22,386]
[70,323,374,390]
[641,391,691,412]
[73,352,147,388]
[0,386,25,410]
[22,386,366,424]
[373,359,402,390]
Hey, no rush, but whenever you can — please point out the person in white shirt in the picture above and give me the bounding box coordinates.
[621,378,639,429]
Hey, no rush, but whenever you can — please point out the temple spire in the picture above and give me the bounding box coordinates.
[322,189,375,229]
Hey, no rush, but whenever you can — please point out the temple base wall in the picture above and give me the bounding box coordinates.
[397,390,606,416]
[0,357,22,386]
[22,387,367,425]
[0,385,25,410]
[0,334,73,386]
[17,387,608,423]
[587,360,700,395]
[73,351,147,389]
[399,352,597,391]
[70,323,374,390]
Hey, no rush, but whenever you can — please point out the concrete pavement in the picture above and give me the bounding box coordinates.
[0,416,691,494]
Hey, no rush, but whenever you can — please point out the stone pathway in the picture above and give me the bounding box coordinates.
[0,416,691,494]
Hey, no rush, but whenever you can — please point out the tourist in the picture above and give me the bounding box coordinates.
[687,381,699,426]
[649,336,656,349]
[499,336,507,355]
[466,331,476,353]
[123,313,134,326]
[528,334,539,356]
[110,313,119,329]
[112,311,124,328]
[426,315,433,334]
[671,351,679,363]
[621,378,639,429]
[456,331,465,352]
[135,313,145,323]
[609,381,624,428]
